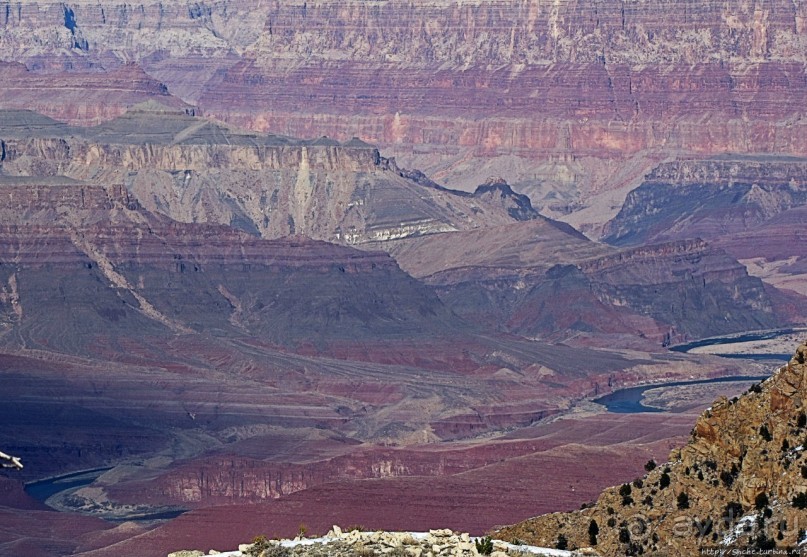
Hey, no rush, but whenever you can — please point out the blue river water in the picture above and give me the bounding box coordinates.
[668,328,800,361]
[595,327,802,412]
[24,330,799,519]
[24,467,186,523]
[593,375,770,413]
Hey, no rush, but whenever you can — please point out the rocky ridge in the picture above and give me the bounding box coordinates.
[0,105,539,245]
[602,157,807,247]
[601,156,807,304]
[0,106,797,346]
[496,340,807,555]
[168,526,585,557]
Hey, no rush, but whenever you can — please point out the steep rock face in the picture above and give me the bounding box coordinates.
[602,158,807,247]
[1,1,806,219]
[391,220,782,344]
[0,175,468,353]
[497,341,807,555]
[0,61,191,125]
[0,107,537,245]
[602,157,807,301]
[0,226,459,353]
[0,108,795,346]
[575,240,777,341]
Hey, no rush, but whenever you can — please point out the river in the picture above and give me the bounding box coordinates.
[595,327,798,413]
[668,327,803,360]
[593,375,769,413]
[24,468,186,523]
[23,329,800,518]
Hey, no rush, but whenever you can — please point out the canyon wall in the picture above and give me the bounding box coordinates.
[0,106,537,244]
[1,1,805,218]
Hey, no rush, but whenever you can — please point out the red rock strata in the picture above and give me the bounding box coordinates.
[1,1,805,203]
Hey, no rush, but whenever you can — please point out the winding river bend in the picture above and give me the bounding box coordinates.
[668,327,804,360]
[24,467,112,502]
[24,467,186,523]
[24,329,801,519]
[596,328,799,413]
[593,375,769,413]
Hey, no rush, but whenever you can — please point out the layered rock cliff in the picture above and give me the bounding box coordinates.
[497,341,807,554]
[1,107,796,345]
[603,157,807,247]
[389,220,782,344]
[602,156,807,302]
[0,105,538,245]
[0,216,462,353]
[1,0,806,221]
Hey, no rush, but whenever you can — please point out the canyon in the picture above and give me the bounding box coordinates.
[0,107,796,557]
[0,2,804,556]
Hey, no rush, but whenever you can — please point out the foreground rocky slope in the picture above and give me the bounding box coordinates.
[497,341,807,554]
[169,527,582,557]
[0,105,796,556]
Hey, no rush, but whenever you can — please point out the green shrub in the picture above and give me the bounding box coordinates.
[246,536,291,557]
[246,535,271,557]
[618,527,630,544]
[755,492,770,510]
[644,460,656,472]
[556,534,568,550]
[475,536,493,555]
[724,501,743,521]
[659,472,671,489]
[792,492,807,509]
[677,492,690,510]
[588,520,599,546]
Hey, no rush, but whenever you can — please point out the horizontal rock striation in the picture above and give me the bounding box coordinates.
[0,107,537,245]
[0,223,460,352]
[601,156,807,302]
[1,1,806,216]
[393,220,782,344]
[602,157,807,247]
[0,61,191,125]
[1,108,795,345]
